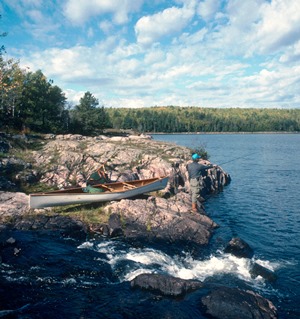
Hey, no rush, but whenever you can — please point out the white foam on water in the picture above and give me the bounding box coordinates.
[77,241,94,249]
[254,258,279,271]
[125,249,173,266]
[78,240,283,287]
[62,278,77,285]
[156,253,253,281]
[4,275,30,282]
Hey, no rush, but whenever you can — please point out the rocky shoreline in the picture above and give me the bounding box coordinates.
[0,133,278,318]
[0,132,229,244]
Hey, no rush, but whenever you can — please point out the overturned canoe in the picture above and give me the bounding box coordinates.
[29,176,169,209]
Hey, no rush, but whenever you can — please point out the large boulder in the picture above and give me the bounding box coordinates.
[131,273,203,297]
[0,134,230,246]
[224,237,254,259]
[104,192,218,245]
[201,287,278,319]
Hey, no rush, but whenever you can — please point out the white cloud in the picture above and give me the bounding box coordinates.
[63,0,143,25]
[279,40,300,63]
[64,89,85,106]
[144,50,165,64]
[22,46,97,82]
[251,0,300,54]
[135,5,195,46]
[99,20,114,34]
[6,0,300,109]
[199,0,263,57]
[2,0,62,45]
[177,28,207,45]
[104,97,147,108]
[192,0,300,60]
[197,0,221,21]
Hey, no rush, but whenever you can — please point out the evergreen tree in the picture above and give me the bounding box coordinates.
[70,91,110,135]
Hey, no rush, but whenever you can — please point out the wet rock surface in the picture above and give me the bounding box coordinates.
[201,286,278,319]
[131,273,204,297]
[224,237,254,259]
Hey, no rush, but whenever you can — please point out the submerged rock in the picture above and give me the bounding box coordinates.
[0,140,10,153]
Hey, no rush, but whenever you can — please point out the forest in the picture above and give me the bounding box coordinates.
[106,106,300,133]
[1,28,300,135]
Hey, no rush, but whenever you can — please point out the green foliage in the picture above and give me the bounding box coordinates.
[106,106,300,133]
[69,91,111,135]
[0,64,68,133]
[19,70,67,133]
[26,203,110,225]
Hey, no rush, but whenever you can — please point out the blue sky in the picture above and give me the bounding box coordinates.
[1,0,300,108]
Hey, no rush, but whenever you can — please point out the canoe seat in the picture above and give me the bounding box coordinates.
[122,182,137,190]
[100,184,114,191]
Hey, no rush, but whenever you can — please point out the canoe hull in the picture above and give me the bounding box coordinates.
[29,176,168,209]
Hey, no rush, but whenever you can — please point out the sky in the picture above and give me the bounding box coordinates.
[1,0,300,109]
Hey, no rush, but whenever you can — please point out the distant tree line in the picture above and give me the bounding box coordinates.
[107,106,300,133]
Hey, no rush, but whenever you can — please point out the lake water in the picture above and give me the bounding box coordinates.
[153,133,300,318]
[0,133,299,318]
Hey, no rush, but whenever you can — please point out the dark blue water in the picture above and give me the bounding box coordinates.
[153,133,300,318]
[1,134,299,318]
